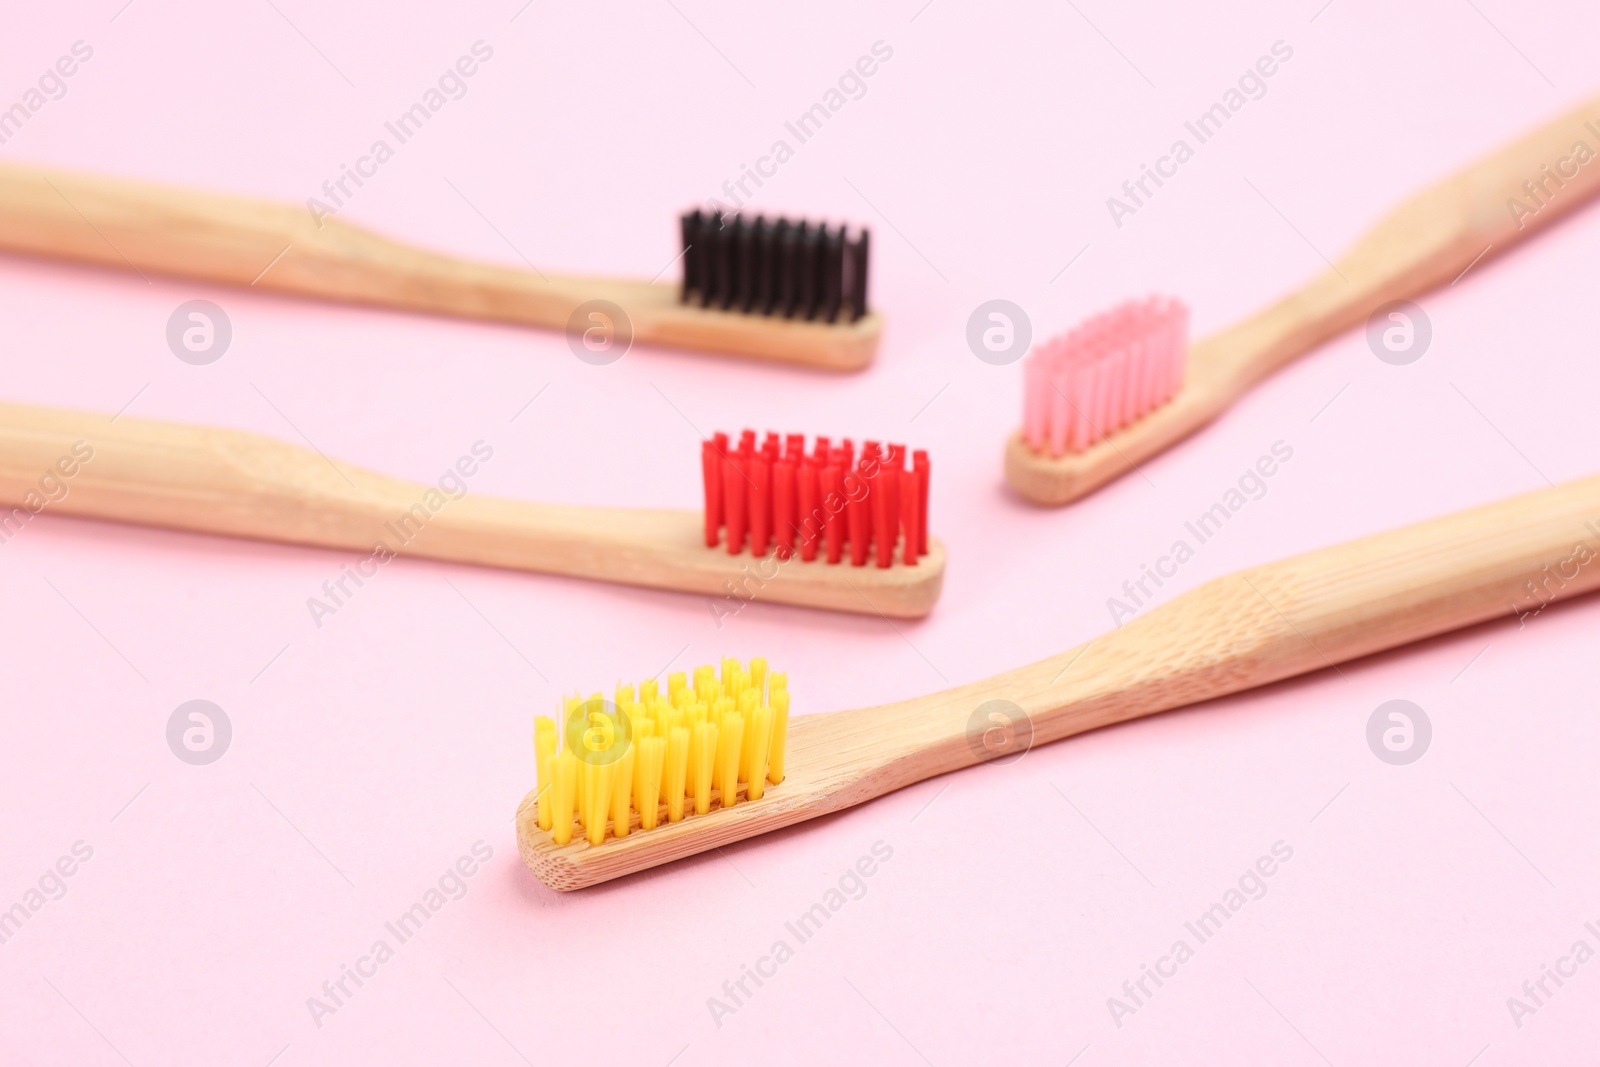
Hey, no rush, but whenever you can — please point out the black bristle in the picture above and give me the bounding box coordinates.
[775,220,798,317]
[677,209,868,323]
[722,215,746,310]
[847,229,870,322]
[796,223,818,320]
[734,216,758,312]
[752,217,775,314]
[706,213,730,309]
[678,210,699,303]
[820,225,844,324]
[700,211,720,307]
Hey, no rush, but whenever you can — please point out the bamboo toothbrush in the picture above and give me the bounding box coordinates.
[0,401,942,618]
[518,472,1600,889]
[1007,92,1600,505]
[0,161,880,371]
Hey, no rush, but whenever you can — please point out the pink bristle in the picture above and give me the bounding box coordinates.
[1021,296,1188,457]
[1023,359,1048,450]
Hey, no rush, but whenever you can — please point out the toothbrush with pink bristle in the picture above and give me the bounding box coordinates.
[1007,92,1600,506]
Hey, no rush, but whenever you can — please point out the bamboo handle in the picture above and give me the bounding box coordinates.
[0,160,575,321]
[1201,91,1600,394]
[850,473,1600,785]
[0,401,943,616]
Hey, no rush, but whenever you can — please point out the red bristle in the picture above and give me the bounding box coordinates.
[858,451,880,561]
[830,446,851,546]
[749,455,772,556]
[701,439,723,548]
[899,465,917,563]
[824,464,847,564]
[914,450,930,557]
[846,472,870,566]
[798,460,821,561]
[871,464,893,568]
[722,453,747,554]
[885,445,904,561]
[773,459,796,560]
[700,430,929,567]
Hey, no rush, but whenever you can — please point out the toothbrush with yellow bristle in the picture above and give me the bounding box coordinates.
[1006,91,1600,506]
[518,472,1600,890]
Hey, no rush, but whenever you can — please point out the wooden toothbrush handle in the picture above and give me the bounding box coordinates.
[838,474,1600,783]
[0,161,882,370]
[1202,93,1600,391]
[0,402,943,617]
[0,160,585,327]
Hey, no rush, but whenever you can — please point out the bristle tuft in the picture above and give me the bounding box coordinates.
[532,659,788,847]
[700,432,931,566]
[1022,297,1189,456]
[680,210,869,323]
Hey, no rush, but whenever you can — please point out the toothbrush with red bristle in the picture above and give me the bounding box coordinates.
[0,401,944,618]
[1006,91,1600,506]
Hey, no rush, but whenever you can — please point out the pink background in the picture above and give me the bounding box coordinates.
[5,0,1600,1063]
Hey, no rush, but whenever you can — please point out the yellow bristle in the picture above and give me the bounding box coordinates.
[717,712,744,808]
[691,720,716,815]
[534,717,556,831]
[747,704,774,800]
[638,736,666,830]
[769,689,789,784]
[551,750,577,846]
[535,659,789,845]
[579,758,598,844]
[737,691,760,782]
[611,747,635,839]
[585,759,617,846]
[665,725,690,822]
